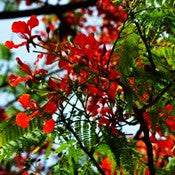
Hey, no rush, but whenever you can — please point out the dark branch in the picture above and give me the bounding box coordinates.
[134,126,142,140]
[134,107,155,175]
[0,82,8,89]
[106,18,127,70]
[142,81,174,111]
[0,0,97,19]
[59,111,105,175]
[133,19,156,70]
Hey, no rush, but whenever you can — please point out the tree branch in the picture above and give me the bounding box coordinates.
[106,19,127,70]
[0,0,98,19]
[133,19,156,70]
[142,81,174,111]
[134,106,155,175]
[134,126,142,140]
[59,111,105,175]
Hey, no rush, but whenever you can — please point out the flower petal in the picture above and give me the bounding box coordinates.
[27,15,39,30]
[44,101,57,114]
[16,57,32,75]
[8,74,25,87]
[16,112,30,128]
[43,119,55,133]
[18,94,31,109]
[12,21,28,34]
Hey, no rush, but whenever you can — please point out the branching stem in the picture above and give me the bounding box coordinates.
[59,111,105,175]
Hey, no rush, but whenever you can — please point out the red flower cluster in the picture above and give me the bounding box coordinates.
[16,93,56,133]
[6,12,124,135]
[44,101,57,114]
[97,0,127,43]
[58,33,122,134]
[5,15,39,52]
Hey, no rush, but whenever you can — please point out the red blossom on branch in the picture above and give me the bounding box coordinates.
[8,57,48,87]
[5,15,39,52]
[18,94,31,109]
[43,119,55,133]
[44,101,57,114]
[16,112,31,128]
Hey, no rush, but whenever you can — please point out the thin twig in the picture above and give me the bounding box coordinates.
[142,81,174,111]
[131,14,156,70]
[106,20,127,70]
[59,110,105,175]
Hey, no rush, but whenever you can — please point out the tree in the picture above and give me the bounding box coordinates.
[0,0,175,174]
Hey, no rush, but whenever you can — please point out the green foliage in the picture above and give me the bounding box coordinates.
[0,44,12,61]
[117,32,139,76]
[0,0,174,174]
[74,119,99,151]
[0,75,7,86]
[165,157,175,174]
[102,129,140,174]
[53,139,86,174]
[0,117,45,163]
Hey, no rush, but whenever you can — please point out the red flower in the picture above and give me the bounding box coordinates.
[87,104,99,116]
[99,117,110,126]
[59,77,70,94]
[48,78,59,90]
[44,101,57,114]
[8,58,48,87]
[97,0,127,21]
[27,15,39,29]
[8,74,26,87]
[16,57,32,75]
[107,82,118,99]
[5,15,39,52]
[21,170,29,175]
[165,104,173,112]
[74,33,87,48]
[100,157,113,175]
[100,107,112,115]
[108,69,121,80]
[165,116,175,131]
[18,94,31,109]
[12,21,28,34]
[88,86,99,96]
[156,139,174,156]
[45,54,57,65]
[72,33,98,60]
[5,41,27,49]
[43,119,55,133]
[16,112,31,128]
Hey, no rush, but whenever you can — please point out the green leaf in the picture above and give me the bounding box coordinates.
[5,2,19,11]
[0,44,12,61]
[54,140,75,154]
[0,117,43,147]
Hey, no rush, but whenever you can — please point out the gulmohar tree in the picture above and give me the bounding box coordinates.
[0,0,175,174]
